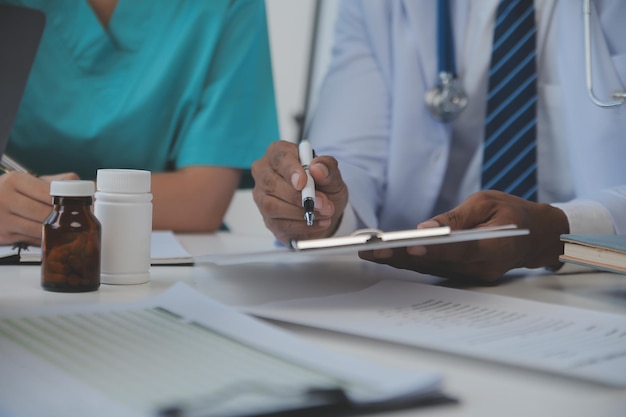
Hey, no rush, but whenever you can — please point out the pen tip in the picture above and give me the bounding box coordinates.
[305,211,315,226]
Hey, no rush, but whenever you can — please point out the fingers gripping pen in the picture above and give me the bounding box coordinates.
[298,140,316,226]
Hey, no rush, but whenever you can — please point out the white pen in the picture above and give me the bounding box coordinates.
[298,140,316,226]
[0,154,33,174]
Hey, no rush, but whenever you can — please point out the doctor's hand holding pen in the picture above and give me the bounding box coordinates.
[0,170,79,246]
[251,140,349,246]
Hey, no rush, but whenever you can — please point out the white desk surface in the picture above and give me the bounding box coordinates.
[1,232,625,417]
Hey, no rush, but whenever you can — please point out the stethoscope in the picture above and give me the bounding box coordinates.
[426,0,625,123]
[583,0,626,107]
[425,0,468,122]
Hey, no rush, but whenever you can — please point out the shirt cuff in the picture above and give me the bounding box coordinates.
[332,203,359,237]
[550,199,616,274]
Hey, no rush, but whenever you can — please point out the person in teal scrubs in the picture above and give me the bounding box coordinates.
[0,0,278,246]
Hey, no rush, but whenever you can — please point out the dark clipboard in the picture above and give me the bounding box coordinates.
[157,382,454,417]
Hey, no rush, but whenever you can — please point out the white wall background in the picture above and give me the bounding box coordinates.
[304,0,339,132]
[265,0,316,143]
[224,1,339,235]
[265,0,339,143]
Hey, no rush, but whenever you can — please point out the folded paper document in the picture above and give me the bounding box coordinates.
[0,283,444,417]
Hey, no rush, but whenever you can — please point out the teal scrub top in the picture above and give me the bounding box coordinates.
[4,0,278,179]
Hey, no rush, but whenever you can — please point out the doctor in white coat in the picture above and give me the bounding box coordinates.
[252,0,626,282]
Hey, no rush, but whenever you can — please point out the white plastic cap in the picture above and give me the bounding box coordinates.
[50,180,95,197]
[96,169,151,193]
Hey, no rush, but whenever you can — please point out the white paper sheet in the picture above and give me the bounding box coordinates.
[149,230,193,264]
[0,283,441,417]
[0,231,192,265]
[245,280,626,387]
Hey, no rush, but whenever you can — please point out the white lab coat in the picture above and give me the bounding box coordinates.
[307,0,626,234]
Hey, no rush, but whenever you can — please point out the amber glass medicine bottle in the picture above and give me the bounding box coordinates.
[41,180,101,292]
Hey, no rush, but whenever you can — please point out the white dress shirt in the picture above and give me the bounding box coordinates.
[310,0,624,240]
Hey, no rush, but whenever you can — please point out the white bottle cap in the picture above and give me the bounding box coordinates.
[50,180,95,197]
[96,169,151,193]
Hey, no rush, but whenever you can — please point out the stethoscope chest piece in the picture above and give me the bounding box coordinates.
[425,72,469,122]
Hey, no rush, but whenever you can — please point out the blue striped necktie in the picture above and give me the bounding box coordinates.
[482,0,538,201]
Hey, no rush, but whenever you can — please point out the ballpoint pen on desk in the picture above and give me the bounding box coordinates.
[298,140,316,226]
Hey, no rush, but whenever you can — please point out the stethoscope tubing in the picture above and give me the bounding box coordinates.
[583,0,626,107]
[426,0,468,122]
[429,0,625,118]
[437,0,456,75]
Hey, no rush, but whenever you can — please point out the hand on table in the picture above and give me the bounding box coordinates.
[252,140,349,245]
[0,172,79,246]
[359,190,570,283]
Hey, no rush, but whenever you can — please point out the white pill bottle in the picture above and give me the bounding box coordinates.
[94,169,152,285]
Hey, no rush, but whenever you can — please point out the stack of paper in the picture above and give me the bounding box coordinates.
[0,283,443,417]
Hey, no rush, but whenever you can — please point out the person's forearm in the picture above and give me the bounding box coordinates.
[150,167,242,232]
[527,203,570,270]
